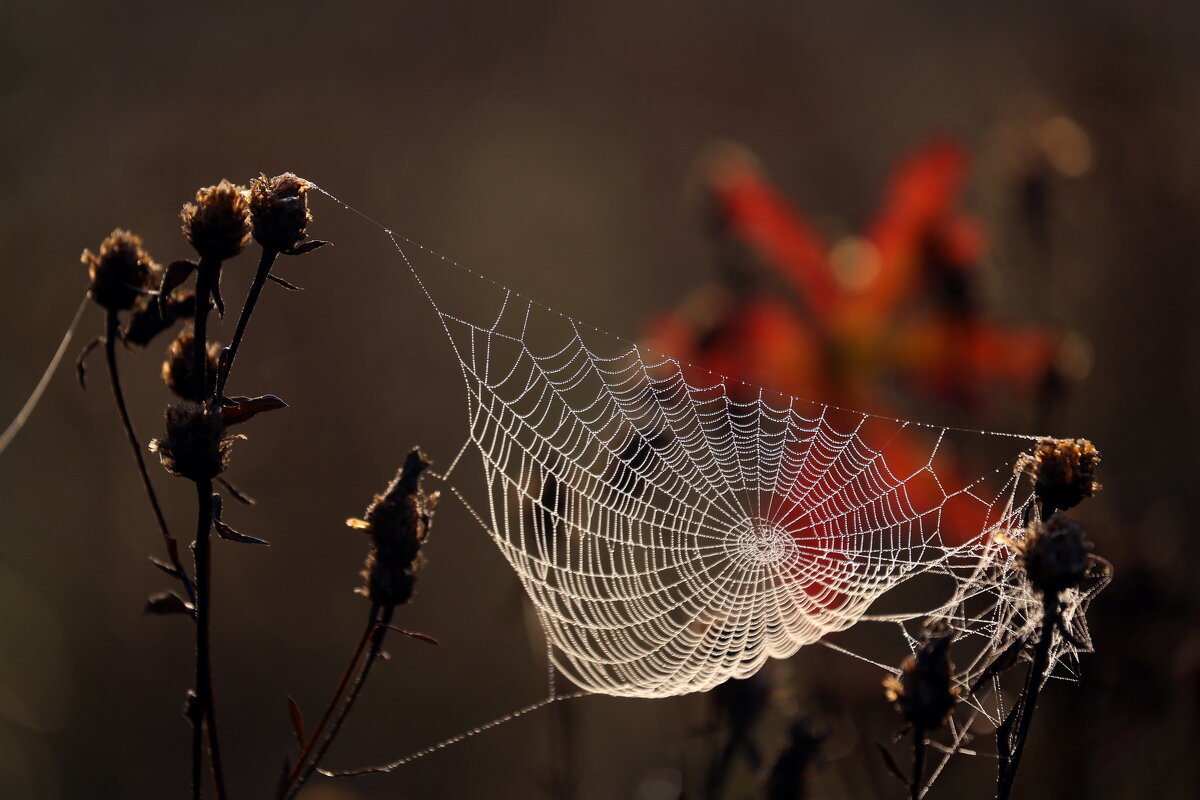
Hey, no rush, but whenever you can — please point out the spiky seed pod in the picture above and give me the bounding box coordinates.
[181,179,251,262]
[1018,438,1101,514]
[150,403,239,481]
[123,291,197,347]
[162,328,219,401]
[348,448,440,609]
[883,627,959,732]
[1018,514,1094,596]
[249,173,313,253]
[82,229,159,312]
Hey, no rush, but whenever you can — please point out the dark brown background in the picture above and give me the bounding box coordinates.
[1,1,1198,797]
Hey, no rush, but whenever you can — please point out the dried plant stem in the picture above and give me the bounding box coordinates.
[103,310,196,603]
[278,616,374,798]
[910,727,926,800]
[189,265,227,799]
[995,594,1059,800]
[284,605,393,799]
[216,248,277,399]
[103,312,171,546]
[190,480,225,798]
[194,261,216,401]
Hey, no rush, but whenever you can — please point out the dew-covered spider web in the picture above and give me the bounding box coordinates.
[311,186,1108,775]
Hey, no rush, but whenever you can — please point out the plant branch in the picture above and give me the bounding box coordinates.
[216,248,278,399]
[190,480,221,799]
[277,615,375,799]
[193,261,215,404]
[285,604,394,799]
[911,727,926,800]
[189,264,227,799]
[191,479,231,800]
[103,310,195,603]
[996,593,1059,800]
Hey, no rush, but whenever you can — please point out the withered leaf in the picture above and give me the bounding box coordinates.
[145,590,194,617]
[220,394,288,427]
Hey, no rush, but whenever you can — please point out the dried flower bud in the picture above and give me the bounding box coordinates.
[82,229,158,312]
[249,173,314,253]
[124,290,197,347]
[1018,438,1100,514]
[150,403,239,481]
[181,180,251,261]
[883,627,959,732]
[162,328,219,401]
[349,448,440,608]
[1018,514,1093,596]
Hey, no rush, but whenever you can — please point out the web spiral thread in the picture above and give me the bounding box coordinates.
[315,185,1105,715]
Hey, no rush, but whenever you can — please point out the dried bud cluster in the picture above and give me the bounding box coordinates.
[181,179,251,261]
[349,448,440,608]
[1018,438,1101,514]
[1017,514,1094,596]
[162,328,219,401]
[883,628,959,732]
[150,403,239,481]
[83,229,159,312]
[249,173,313,253]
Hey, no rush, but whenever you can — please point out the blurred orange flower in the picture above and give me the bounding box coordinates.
[646,139,1068,546]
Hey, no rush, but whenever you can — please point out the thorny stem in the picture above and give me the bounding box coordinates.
[215,248,277,399]
[102,310,193,601]
[285,605,393,799]
[278,616,376,798]
[996,593,1059,800]
[911,727,926,800]
[189,265,227,799]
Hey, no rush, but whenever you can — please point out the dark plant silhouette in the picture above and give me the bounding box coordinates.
[280,447,440,799]
[65,174,440,799]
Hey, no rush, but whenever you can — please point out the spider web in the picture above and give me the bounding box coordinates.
[313,187,1106,771]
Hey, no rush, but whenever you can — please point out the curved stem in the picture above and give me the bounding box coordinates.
[103,311,196,603]
[286,605,392,799]
[216,248,277,399]
[278,616,375,798]
[104,312,172,545]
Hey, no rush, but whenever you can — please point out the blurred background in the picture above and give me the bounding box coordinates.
[1,1,1198,797]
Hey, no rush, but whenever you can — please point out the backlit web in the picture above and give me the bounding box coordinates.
[313,187,1107,770]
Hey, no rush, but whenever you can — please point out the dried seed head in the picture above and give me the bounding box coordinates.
[162,328,219,401]
[150,403,239,481]
[883,627,959,732]
[82,229,159,312]
[1017,514,1094,596]
[124,290,197,347]
[249,173,313,253]
[1018,438,1101,514]
[349,448,440,609]
[181,180,251,261]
